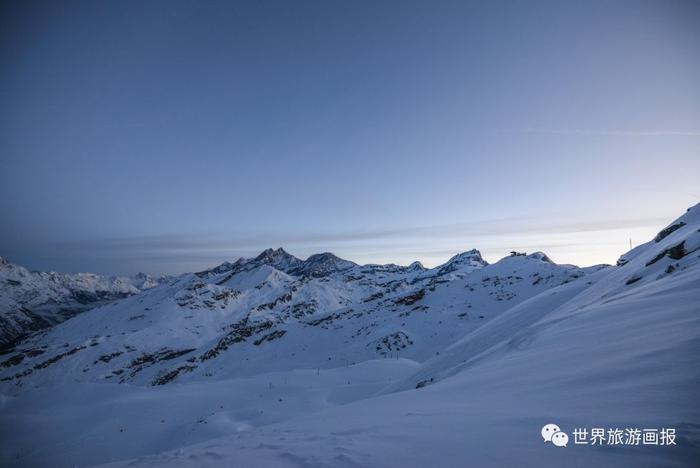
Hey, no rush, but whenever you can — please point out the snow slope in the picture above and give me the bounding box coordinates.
[1,203,699,467]
[0,248,583,391]
[0,258,161,348]
[95,207,700,468]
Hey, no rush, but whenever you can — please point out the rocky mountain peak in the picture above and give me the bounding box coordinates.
[252,248,303,271]
[289,252,357,278]
[255,247,290,261]
[407,261,426,272]
[436,249,488,276]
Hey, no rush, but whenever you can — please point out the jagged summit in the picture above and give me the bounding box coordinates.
[289,252,357,278]
[407,261,426,272]
[435,249,488,276]
[255,247,295,262]
[198,248,355,280]
[250,248,357,278]
[197,248,301,279]
[253,247,303,270]
[196,259,242,277]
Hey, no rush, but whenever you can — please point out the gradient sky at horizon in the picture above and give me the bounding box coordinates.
[1,0,699,275]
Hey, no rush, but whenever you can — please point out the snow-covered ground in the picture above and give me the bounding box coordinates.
[1,203,699,467]
[0,359,419,466]
[0,258,161,347]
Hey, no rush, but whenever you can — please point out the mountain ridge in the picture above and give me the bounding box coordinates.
[0,259,162,348]
[1,204,699,467]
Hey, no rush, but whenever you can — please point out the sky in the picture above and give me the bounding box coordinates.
[1,0,699,275]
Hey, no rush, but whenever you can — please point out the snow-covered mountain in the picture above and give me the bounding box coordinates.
[0,245,585,391]
[433,248,489,277]
[0,258,161,348]
[1,203,699,467]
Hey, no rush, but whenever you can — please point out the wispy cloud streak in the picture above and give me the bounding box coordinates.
[516,128,700,137]
[34,214,670,270]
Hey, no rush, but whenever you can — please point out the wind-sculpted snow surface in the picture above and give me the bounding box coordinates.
[1,203,699,467]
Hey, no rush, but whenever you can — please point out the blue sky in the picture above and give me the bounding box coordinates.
[1,0,699,275]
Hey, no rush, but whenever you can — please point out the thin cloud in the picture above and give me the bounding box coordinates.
[42,213,669,263]
[516,128,700,137]
[49,215,666,252]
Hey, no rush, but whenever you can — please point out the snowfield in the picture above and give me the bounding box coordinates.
[0,258,161,347]
[1,203,699,467]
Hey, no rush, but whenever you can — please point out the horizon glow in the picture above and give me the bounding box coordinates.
[1,0,699,275]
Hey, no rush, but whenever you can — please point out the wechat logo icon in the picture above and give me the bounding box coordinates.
[542,423,568,447]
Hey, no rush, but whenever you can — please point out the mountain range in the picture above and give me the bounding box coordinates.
[1,203,699,467]
[0,259,161,348]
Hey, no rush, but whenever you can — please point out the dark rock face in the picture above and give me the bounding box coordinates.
[198,249,357,280]
[199,318,275,361]
[1,345,87,382]
[253,248,304,272]
[253,330,287,346]
[394,289,426,306]
[287,252,357,278]
[654,222,686,243]
[625,275,642,285]
[667,242,686,260]
[371,331,414,356]
[196,248,303,280]
[152,364,197,386]
[435,249,487,276]
[415,377,434,389]
[646,241,687,266]
[406,261,426,272]
[0,308,53,350]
